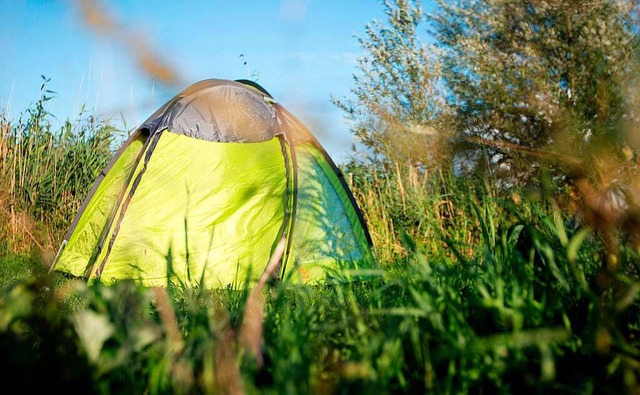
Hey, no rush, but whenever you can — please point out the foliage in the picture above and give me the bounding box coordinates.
[338,0,639,187]
[432,0,639,184]
[333,0,451,168]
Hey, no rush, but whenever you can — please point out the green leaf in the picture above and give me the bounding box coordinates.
[73,310,115,363]
[567,227,591,264]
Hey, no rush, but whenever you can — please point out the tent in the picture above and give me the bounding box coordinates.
[50,78,377,289]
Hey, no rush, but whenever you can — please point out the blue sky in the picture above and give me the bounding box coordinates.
[0,0,400,162]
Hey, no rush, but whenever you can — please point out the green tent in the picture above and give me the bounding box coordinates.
[51,78,377,289]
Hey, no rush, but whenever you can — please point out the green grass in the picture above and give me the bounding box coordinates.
[1,96,640,394]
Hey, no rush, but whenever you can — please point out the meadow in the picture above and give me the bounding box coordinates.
[1,90,639,394]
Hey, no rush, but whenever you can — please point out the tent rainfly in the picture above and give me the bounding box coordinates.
[50,78,377,289]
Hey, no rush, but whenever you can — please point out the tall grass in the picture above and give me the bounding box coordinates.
[0,78,116,255]
[0,98,639,393]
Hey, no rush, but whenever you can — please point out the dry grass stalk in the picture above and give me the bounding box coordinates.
[238,236,286,368]
[153,287,195,389]
[214,321,245,395]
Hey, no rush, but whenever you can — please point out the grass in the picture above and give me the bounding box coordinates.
[1,91,640,394]
[0,78,116,253]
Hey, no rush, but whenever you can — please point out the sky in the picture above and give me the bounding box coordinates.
[0,0,394,163]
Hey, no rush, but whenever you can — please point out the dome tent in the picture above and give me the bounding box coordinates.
[51,78,377,289]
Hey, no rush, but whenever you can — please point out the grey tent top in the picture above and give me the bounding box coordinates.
[139,79,284,143]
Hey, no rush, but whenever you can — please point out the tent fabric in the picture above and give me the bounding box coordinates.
[159,85,280,143]
[100,133,287,288]
[286,143,372,283]
[139,80,283,143]
[56,132,148,278]
[51,78,377,289]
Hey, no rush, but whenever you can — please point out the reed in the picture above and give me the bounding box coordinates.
[0,79,115,254]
